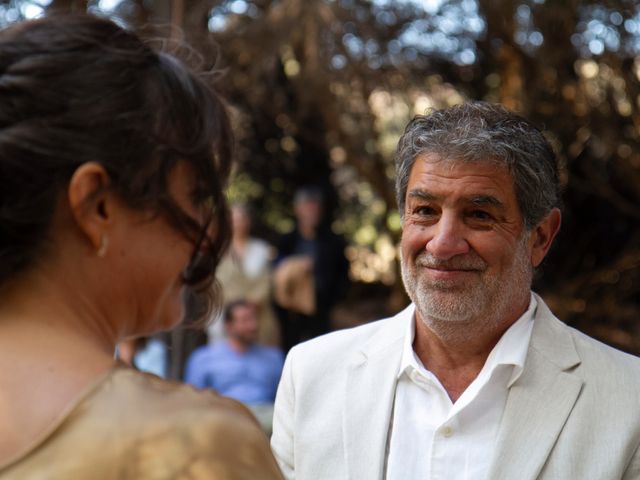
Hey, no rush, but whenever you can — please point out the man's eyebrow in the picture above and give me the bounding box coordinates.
[407,190,504,207]
[467,195,504,208]
[407,189,438,201]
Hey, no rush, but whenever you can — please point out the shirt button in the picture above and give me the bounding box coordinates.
[440,426,453,437]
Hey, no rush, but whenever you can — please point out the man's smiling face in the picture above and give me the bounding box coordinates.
[400,153,535,337]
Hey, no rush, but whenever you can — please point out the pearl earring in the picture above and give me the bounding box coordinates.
[97,236,109,258]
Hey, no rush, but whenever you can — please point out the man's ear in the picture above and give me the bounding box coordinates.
[530,208,561,268]
[67,162,112,253]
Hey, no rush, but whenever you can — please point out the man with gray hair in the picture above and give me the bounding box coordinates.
[271,102,640,480]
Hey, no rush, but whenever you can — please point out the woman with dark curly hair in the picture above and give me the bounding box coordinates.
[0,14,282,479]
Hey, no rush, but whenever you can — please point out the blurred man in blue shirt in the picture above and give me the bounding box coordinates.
[186,300,285,434]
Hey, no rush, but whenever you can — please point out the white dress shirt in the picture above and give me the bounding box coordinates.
[385,295,537,480]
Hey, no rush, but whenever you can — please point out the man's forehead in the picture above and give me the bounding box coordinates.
[412,152,511,173]
[405,155,518,207]
[410,153,514,180]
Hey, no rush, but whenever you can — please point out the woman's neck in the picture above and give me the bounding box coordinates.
[0,274,116,465]
[0,268,120,381]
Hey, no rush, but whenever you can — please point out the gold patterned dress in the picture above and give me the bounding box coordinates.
[0,365,283,479]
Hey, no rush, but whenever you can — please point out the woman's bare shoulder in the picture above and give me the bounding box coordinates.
[109,368,283,479]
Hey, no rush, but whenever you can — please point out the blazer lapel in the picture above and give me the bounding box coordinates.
[343,306,411,480]
[487,297,583,480]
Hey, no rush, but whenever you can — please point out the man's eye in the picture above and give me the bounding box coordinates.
[414,206,437,216]
[468,210,492,221]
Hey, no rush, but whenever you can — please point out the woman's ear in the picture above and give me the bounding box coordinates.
[67,162,112,254]
[530,208,562,268]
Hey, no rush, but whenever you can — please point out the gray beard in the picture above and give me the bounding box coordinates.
[400,235,533,343]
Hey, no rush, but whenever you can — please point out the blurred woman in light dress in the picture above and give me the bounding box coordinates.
[209,204,281,347]
[0,14,282,480]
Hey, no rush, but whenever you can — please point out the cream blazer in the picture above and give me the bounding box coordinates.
[271,293,640,480]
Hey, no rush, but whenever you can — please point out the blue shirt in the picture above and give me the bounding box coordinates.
[185,341,284,405]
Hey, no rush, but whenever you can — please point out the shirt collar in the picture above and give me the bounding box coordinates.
[399,293,537,388]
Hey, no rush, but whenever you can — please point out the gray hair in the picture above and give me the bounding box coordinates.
[394,102,561,229]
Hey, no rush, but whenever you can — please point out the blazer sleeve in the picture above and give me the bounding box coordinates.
[271,352,296,480]
[623,441,640,480]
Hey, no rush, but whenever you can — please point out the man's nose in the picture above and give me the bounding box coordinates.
[425,214,470,260]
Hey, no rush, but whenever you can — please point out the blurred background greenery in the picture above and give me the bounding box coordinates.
[2,0,638,353]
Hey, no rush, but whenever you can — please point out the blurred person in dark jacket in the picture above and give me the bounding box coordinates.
[273,186,349,351]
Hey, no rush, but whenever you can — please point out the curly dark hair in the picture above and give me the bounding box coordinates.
[0,14,232,319]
